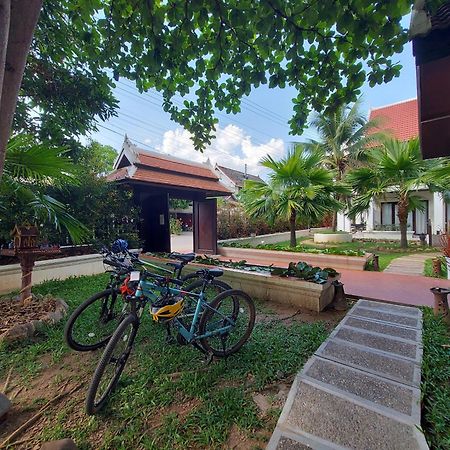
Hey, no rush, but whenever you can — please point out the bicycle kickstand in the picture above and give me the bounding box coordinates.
[164,323,175,344]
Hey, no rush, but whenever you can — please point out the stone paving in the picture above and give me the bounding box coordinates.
[267,299,428,450]
[384,252,441,276]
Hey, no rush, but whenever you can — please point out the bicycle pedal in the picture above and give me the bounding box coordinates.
[165,335,176,345]
[202,351,214,365]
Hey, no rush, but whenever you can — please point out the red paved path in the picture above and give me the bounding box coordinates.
[218,253,450,307]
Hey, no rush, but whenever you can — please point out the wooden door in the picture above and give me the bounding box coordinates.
[193,199,217,254]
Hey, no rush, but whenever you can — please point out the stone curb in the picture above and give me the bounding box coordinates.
[0,298,68,345]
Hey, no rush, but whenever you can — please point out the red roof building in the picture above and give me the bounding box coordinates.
[368,99,419,142]
[107,137,231,254]
[107,137,231,197]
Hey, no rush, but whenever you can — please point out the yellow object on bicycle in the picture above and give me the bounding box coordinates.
[151,298,184,322]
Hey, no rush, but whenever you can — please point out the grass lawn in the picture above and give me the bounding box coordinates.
[421,308,450,450]
[0,274,340,449]
[224,238,440,271]
[423,257,448,279]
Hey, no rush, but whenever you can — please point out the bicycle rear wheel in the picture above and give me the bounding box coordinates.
[179,279,231,330]
[64,289,128,352]
[198,289,255,357]
[85,314,139,415]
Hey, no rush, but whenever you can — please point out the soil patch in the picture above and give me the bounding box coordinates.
[0,295,58,332]
[256,299,346,331]
[0,351,98,447]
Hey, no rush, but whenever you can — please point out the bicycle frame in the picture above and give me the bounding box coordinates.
[134,276,235,344]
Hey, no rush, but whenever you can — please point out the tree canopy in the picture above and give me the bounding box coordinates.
[62,0,411,150]
[13,0,118,144]
[240,145,345,247]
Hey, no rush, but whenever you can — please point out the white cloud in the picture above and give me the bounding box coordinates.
[156,124,285,177]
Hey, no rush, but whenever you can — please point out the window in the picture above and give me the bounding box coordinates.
[381,201,426,233]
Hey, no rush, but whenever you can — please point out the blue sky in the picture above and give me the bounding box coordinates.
[89,35,417,177]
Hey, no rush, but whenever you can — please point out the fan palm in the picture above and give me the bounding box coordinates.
[307,99,383,229]
[347,137,446,249]
[239,145,346,247]
[0,134,88,243]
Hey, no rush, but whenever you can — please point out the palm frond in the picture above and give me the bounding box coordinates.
[30,195,90,244]
[5,134,79,186]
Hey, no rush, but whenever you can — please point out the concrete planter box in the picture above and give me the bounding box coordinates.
[143,255,338,313]
[218,227,331,246]
[218,246,369,271]
[353,230,416,241]
[314,233,352,244]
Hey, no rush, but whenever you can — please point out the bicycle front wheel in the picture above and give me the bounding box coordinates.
[64,289,127,352]
[85,314,139,415]
[198,289,255,357]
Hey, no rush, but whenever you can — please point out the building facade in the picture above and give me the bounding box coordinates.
[337,99,449,237]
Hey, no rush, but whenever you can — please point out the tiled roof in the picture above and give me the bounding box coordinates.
[132,168,230,193]
[107,149,231,196]
[368,99,419,142]
[217,165,262,188]
[106,167,128,182]
[137,152,217,180]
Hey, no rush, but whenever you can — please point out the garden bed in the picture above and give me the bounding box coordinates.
[218,246,369,271]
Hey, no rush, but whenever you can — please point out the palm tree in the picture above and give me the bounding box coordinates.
[347,138,445,249]
[307,99,382,229]
[0,134,88,243]
[239,145,345,247]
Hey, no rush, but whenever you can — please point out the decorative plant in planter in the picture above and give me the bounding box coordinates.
[271,261,339,284]
[440,231,450,280]
[191,255,338,284]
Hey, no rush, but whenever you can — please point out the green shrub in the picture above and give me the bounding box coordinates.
[170,217,183,235]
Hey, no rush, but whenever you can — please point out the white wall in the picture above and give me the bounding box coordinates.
[0,254,105,295]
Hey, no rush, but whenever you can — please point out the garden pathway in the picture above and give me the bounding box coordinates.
[216,252,449,307]
[384,252,441,276]
[267,299,428,450]
[170,232,193,253]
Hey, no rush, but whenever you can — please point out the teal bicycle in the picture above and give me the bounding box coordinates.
[85,267,255,414]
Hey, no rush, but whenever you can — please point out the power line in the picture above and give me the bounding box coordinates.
[115,81,301,144]
[116,79,318,141]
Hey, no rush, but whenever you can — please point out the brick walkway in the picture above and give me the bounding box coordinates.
[384,252,441,276]
[267,299,428,450]
[217,252,449,307]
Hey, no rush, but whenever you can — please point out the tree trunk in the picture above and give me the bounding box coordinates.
[0,0,10,109]
[289,209,297,247]
[331,210,337,232]
[397,195,409,249]
[0,0,42,179]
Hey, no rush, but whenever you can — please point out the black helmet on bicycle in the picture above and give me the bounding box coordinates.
[111,239,128,254]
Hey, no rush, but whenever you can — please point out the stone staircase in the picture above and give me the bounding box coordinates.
[267,299,428,450]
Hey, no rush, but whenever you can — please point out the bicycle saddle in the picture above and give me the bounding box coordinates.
[175,252,195,263]
[204,268,223,279]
